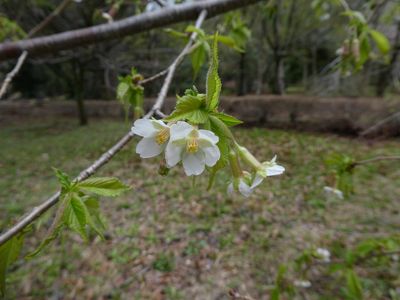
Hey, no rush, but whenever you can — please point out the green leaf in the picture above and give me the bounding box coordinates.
[185,25,206,38]
[369,29,390,54]
[0,232,25,296]
[211,112,242,127]
[84,197,106,239]
[190,42,207,79]
[164,93,209,124]
[64,195,88,240]
[205,33,222,111]
[53,167,72,191]
[164,28,188,39]
[346,269,363,300]
[117,81,130,101]
[77,177,131,197]
[26,194,72,258]
[209,116,233,161]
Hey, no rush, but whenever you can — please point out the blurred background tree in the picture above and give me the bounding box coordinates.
[0,0,399,100]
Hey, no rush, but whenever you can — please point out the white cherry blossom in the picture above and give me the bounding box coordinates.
[227,172,254,197]
[250,155,285,189]
[165,121,220,176]
[131,118,170,158]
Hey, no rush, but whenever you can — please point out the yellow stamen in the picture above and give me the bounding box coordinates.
[186,138,199,153]
[155,127,170,145]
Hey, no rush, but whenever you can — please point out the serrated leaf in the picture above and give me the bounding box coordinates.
[164,93,209,124]
[53,167,72,191]
[117,82,130,100]
[84,197,106,239]
[64,194,88,240]
[26,195,69,258]
[190,41,207,79]
[369,29,390,54]
[0,232,25,296]
[77,177,130,197]
[205,34,222,111]
[211,112,242,126]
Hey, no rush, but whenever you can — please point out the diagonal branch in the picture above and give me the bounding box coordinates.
[0,10,208,247]
[0,0,261,61]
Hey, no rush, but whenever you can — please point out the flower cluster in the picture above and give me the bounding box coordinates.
[227,145,285,197]
[132,119,220,176]
[132,117,285,197]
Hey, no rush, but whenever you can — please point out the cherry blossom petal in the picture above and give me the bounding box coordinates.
[169,121,193,141]
[202,144,220,167]
[238,179,253,197]
[251,174,264,189]
[198,129,219,144]
[131,119,158,137]
[182,151,205,176]
[266,164,285,176]
[136,137,163,158]
[165,142,183,167]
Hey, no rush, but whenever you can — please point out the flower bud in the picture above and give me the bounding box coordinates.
[236,145,262,170]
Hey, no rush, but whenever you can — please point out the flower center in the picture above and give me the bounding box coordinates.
[186,138,199,153]
[155,127,170,145]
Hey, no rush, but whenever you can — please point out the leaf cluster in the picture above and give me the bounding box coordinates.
[116,68,144,120]
[0,169,130,296]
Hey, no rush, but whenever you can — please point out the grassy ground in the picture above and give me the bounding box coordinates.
[1,118,399,299]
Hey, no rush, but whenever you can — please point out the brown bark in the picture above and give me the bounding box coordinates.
[0,0,261,62]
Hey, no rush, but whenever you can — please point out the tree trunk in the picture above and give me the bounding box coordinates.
[272,54,285,95]
[237,52,246,96]
[73,59,88,126]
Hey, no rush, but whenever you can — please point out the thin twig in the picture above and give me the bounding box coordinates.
[355,155,400,166]
[0,0,73,100]
[0,10,207,247]
[0,51,28,99]
[360,111,400,137]
[138,42,199,86]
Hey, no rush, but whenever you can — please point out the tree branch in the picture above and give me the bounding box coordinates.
[0,0,73,100]
[0,0,261,61]
[0,10,208,247]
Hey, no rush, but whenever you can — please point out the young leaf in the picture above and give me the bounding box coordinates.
[205,33,222,111]
[77,177,130,197]
[64,195,89,241]
[190,41,207,79]
[185,25,206,38]
[116,81,130,101]
[83,196,106,239]
[164,93,209,124]
[0,232,25,296]
[211,112,243,127]
[369,29,390,54]
[53,167,72,191]
[26,195,71,258]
